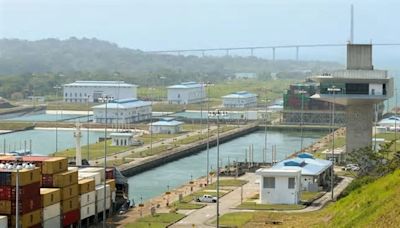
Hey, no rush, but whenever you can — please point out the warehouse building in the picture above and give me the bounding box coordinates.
[222,91,257,108]
[167,82,206,105]
[63,81,137,103]
[149,118,184,134]
[92,98,152,124]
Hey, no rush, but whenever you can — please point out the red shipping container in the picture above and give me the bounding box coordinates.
[41,174,54,187]
[0,182,40,200]
[105,168,114,179]
[63,209,80,227]
[11,195,42,215]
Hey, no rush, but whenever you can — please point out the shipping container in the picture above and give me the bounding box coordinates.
[42,169,78,188]
[78,172,101,186]
[79,167,105,182]
[105,168,114,179]
[95,184,111,201]
[60,196,79,213]
[106,179,116,192]
[10,209,41,228]
[60,183,78,200]
[96,197,111,213]
[0,196,41,215]
[0,215,7,228]
[40,188,61,207]
[41,157,68,174]
[43,215,60,228]
[78,178,95,194]
[81,203,95,220]
[28,223,42,228]
[0,168,41,186]
[80,191,96,207]
[42,202,60,221]
[0,182,40,200]
[62,208,80,227]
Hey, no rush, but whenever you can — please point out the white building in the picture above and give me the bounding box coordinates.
[272,153,332,192]
[149,118,184,134]
[167,82,206,105]
[92,98,151,124]
[256,169,301,204]
[63,81,137,103]
[222,91,257,108]
[110,132,143,146]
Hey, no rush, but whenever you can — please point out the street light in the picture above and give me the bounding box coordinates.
[53,85,62,154]
[208,109,227,228]
[99,95,113,227]
[206,82,211,185]
[87,95,91,162]
[327,86,341,201]
[298,89,307,153]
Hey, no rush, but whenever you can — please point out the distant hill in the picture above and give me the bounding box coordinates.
[0,38,341,79]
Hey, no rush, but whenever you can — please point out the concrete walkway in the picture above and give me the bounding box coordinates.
[171,173,353,228]
[90,125,218,165]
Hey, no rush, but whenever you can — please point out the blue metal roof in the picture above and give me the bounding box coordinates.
[168,82,203,89]
[92,99,151,109]
[273,157,332,176]
[297,152,314,159]
[64,80,137,87]
[150,120,183,126]
[222,91,257,99]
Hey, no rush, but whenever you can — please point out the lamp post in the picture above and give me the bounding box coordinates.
[208,109,227,228]
[298,90,307,153]
[53,85,62,154]
[15,156,22,228]
[206,82,211,185]
[87,95,91,162]
[100,95,112,227]
[327,86,341,200]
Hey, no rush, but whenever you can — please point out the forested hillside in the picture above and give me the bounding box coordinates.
[0,38,341,98]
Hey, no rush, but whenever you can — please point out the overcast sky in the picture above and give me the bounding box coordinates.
[1,0,400,66]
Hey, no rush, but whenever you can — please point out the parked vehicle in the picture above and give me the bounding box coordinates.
[342,164,360,171]
[196,194,217,203]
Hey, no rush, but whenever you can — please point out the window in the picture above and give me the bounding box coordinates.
[263,177,275,188]
[345,83,368,95]
[65,93,68,97]
[288,177,295,189]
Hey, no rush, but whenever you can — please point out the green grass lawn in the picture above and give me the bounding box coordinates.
[0,122,35,130]
[300,191,324,202]
[237,202,306,210]
[125,213,185,228]
[205,179,248,189]
[53,140,130,159]
[218,169,400,228]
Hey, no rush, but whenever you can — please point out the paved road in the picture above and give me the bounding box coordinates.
[171,173,353,227]
[171,173,259,228]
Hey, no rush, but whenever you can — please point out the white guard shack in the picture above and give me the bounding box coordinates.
[167,82,206,104]
[272,153,332,192]
[255,169,301,204]
[63,81,137,103]
[92,98,152,124]
[149,118,184,134]
[110,132,134,146]
[222,91,257,108]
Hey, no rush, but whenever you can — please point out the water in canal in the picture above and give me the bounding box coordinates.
[0,129,104,155]
[128,130,327,203]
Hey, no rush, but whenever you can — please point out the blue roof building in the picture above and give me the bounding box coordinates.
[167,82,206,105]
[149,118,184,134]
[262,153,333,191]
[92,98,152,124]
[222,91,257,108]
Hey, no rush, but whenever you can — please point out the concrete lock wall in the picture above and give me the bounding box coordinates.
[346,104,374,153]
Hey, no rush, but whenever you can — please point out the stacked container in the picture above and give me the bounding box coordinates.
[78,178,96,223]
[0,167,42,228]
[40,188,61,228]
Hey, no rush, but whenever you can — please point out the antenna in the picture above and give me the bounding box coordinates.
[350,4,354,43]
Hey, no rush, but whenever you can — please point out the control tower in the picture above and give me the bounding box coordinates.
[312,44,394,153]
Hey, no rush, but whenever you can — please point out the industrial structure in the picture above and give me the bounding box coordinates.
[63,81,137,103]
[149,118,184,134]
[92,98,152,124]
[312,44,394,153]
[167,82,206,105]
[222,91,257,108]
[282,81,346,125]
